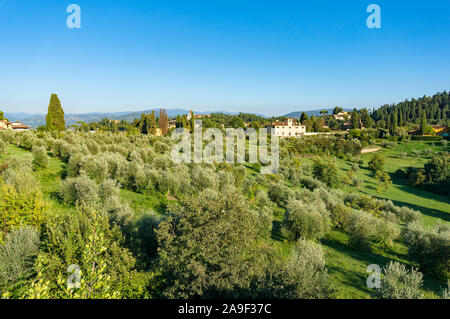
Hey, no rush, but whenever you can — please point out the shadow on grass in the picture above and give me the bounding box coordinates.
[271,220,284,241]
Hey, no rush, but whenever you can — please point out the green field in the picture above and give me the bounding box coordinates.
[2,139,448,299]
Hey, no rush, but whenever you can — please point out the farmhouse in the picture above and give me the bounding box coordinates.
[0,120,30,131]
[333,111,349,121]
[266,118,306,138]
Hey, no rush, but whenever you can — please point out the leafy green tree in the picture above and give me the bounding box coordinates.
[361,109,373,128]
[332,107,343,115]
[253,240,333,299]
[375,170,392,193]
[283,199,330,241]
[300,112,309,124]
[351,108,360,129]
[312,160,340,188]
[0,227,40,293]
[45,94,65,131]
[24,206,139,298]
[368,153,385,172]
[379,262,423,299]
[155,190,264,298]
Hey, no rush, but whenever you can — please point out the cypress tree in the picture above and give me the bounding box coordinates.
[148,111,157,134]
[46,94,65,131]
[351,109,360,129]
[419,110,428,135]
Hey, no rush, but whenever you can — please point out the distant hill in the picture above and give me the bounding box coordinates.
[283,109,352,119]
[5,108,240,128]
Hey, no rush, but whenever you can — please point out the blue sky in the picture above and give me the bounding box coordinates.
[0,0,449,116]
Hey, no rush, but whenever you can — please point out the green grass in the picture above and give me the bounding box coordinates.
[337,141,449,227]
[2,142,448,299]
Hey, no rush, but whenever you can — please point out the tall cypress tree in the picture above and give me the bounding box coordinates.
[351,109,360,129]
[46,94,65,131]
[148,111,157,134]
[419,110,428,135]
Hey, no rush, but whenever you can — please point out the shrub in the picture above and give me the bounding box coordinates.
[0,140,7,154]
[351,175,362,188]
[18,132,36,150]
[368,153,384,172]
[283,199,330,241]
[31,145,48,170]
[0,184,47,241]
[268,183,295,206]
[256,240,333,299]
[375,170,392,193]
[190,166,217,192]
[98,179,120,201]
[0,227,40,288]
[346,211,399,251]
[402,221,450,280]
[312,160,340,188]
[59,175,99,207]
[379,261,423,299]
[82,155,109,183]
[135,210,164,263]
[329,204,351,230]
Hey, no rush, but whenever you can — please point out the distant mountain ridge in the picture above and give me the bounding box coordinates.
[4,109,239,128]
[5,108,355,128]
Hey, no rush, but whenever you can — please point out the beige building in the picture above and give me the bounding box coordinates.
[266,118,306,138]
[0,120,30,131]
[333,111,349,121]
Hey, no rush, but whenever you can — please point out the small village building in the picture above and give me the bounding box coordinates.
[333,111,349,121]
[0,120,30,131]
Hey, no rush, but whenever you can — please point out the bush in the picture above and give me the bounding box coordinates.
[283,199,330,241]
[31,145,48,170]
[255,240,333,299]
[98,179,120,201]
[379,261,423,299]
[346,211,399,251]
[312,160,340,188]
[368,153,384,172]
[59,175,99,207]
[0,227,40,289]
[0,184,47,240]
[0,140,7,154]
[402,221,450,280]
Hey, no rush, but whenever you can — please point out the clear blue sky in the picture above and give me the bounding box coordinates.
[0,0,449,116]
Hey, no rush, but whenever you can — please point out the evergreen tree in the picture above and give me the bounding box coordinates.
[158,109,169,136]
[300,112,309,124]
[351,109,360,129]
[148,111,157,135]
[419,110,428,135]
[46,94,65,131]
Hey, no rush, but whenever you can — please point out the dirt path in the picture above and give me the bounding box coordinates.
[361,147,381,154]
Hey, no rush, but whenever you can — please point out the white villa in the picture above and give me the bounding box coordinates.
[266,118,306,138]
[0,120,30,131]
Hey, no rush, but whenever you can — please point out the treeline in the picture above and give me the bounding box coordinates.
[371,91,450,127]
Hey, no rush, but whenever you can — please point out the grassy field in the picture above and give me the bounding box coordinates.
[337,140,449,227]
[2,140,448,299]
